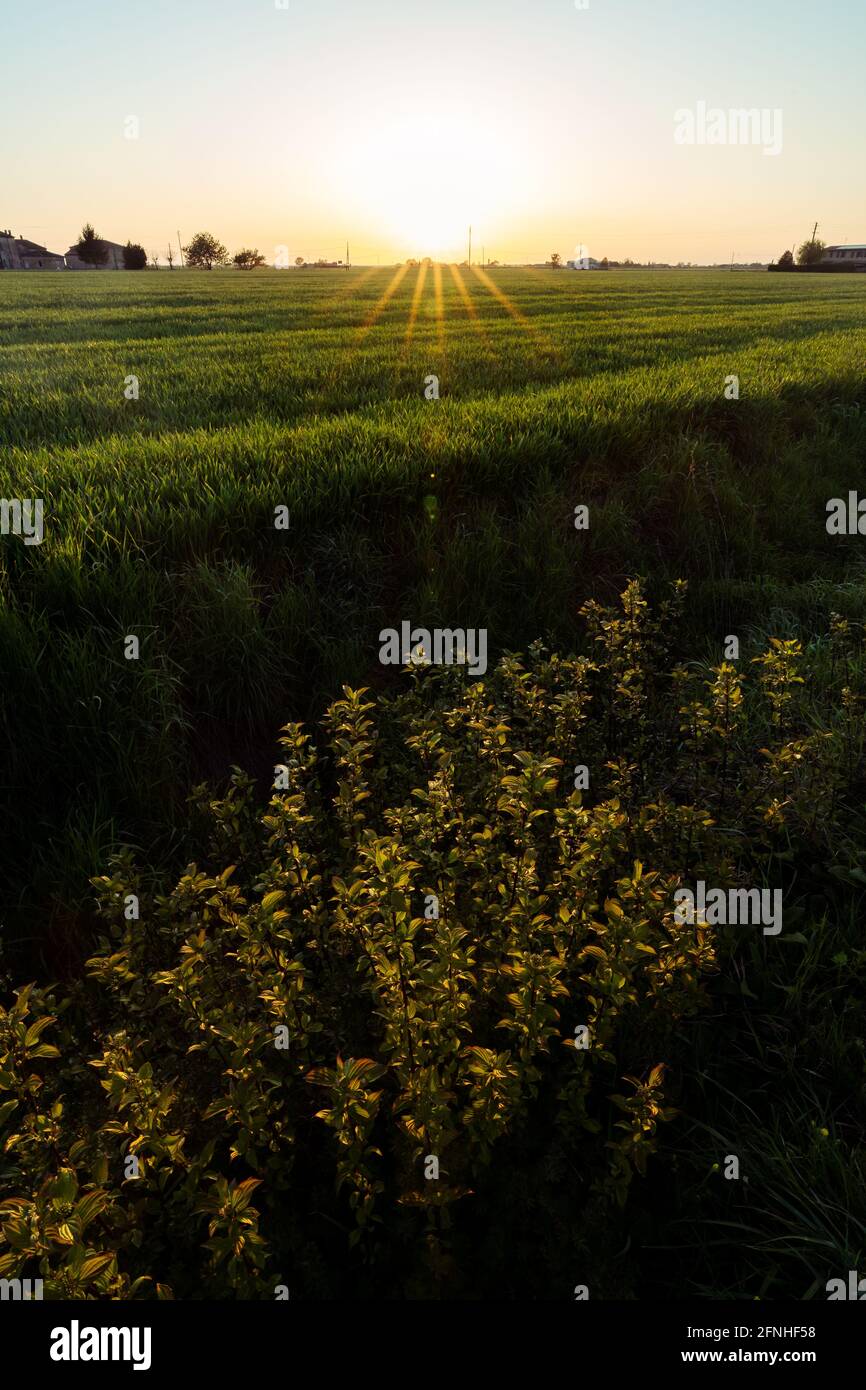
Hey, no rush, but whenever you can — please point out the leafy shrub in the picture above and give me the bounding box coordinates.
[1,580,861,1297]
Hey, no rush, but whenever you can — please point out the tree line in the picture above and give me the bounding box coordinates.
[773,238,826,269]
[73,225,268,270]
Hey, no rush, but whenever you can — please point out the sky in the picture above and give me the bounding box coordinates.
[1,0,863,265]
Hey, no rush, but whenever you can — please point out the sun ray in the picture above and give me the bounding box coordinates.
[469,265,533,328]
[318,265,382,322]
[315,265,386,341]
[469,265,561,362]
[432,262,445,352]
[358,261,412,335]
[404,261,429,345]
[448,263,493,352]
[322,265,412,395]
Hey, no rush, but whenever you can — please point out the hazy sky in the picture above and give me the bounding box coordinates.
[2,0,863,264]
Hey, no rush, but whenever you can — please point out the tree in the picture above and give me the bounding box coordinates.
[166,245,175,270]
[600,257,610,270]
[549,252,563,268]
[183,232,228,270]
[295,256,305,267]
[122,242,147,270]
[777,249,794,269]
[149,251,160,269]
[233,248,267,269]
[797,238,825,266]
[75,223,108,267]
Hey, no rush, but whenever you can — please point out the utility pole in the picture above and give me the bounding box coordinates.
[346,240,350,270]
[177,231,184,268]
[468,225,472,267]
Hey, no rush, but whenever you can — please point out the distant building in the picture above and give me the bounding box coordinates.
[821,244,866,268]
[0,229,66,270]
[65,238,127,270]
[566,256,604,270]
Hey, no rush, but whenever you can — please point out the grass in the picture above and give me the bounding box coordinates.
[2,266,866,1300]
[1,267,865,966]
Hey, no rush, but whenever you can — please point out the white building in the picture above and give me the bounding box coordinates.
[65,238,127,269]
[0,229,66,270]
[822,244,866,268]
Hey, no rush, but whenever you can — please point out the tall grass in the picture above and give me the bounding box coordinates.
[1,268,865,963]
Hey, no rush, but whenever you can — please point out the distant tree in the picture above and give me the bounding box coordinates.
[166,244,175,270]
[183,231,228,270]
[75,223,108,266]
[233,248,267,269]
[149,250,160,269]
[600,256,610,269]
[295,256,305,267]
[797,238,825,266]
[777,249,795,269]
[122,241,147,270]
[549,251,563,268]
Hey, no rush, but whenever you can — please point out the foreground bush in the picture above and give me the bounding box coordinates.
[1,581,861,1297]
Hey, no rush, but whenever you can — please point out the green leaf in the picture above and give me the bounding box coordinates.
[80,1253,115,1281]
[23,1017,56,1048]
[0,1099,18,1127]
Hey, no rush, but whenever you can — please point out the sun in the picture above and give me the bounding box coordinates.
[332,106,518,259]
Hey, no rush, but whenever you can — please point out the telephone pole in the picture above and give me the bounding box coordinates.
[177,231,184,268]
[468,225,472,267]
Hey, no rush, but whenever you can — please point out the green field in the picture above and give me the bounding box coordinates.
[2,267,866,1301]
[1,267,865,960]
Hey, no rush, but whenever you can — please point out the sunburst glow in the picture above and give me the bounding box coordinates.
[332,106,523,259]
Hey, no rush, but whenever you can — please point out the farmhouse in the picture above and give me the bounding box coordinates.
[821,245,866,269]
[0,229,66,270]
[65,238,127,270]
[567,256,603,270]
